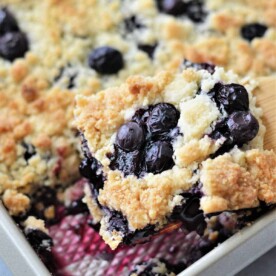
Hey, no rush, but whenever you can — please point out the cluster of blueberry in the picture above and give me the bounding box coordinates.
[0,8,29,61]
[207,83,259,156]
[109,103,180,177]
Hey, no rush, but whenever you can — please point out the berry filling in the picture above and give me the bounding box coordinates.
[241,23,268,42]
[109,103,180,177]
[171,195,206,235]
[156,0,207,22]
[88,46,124,75]
[79,157,105,191]
[25,229,53,254]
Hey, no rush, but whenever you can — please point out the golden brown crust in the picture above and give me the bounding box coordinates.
[200,149,276,213]
[2,190,30,216]
[246,150,276,204]
[23,216,49,234]
[98,169,192,230]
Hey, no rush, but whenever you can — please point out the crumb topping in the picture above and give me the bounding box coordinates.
[200,149,276,213]
[23,216,48,234]
[2,189,30,216]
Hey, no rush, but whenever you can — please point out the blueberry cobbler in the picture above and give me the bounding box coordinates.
[0,0,275,275]
[75,66,276,250]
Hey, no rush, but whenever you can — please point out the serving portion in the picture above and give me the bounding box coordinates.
[75,65,276,250]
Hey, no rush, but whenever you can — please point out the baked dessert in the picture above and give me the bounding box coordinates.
[1,0,276,217]
[75,65,276,249]
[0,0,275,274]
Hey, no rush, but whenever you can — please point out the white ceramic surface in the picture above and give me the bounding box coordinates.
[0,202,50,276]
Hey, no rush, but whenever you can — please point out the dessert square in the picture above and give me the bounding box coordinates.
[75,66,276,249]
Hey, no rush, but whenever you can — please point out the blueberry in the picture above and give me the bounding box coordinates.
[116,122,145,152]
[66,199,89,215]
[209,119,229,141]
[109,147,141,176]
[183,59,215,74]
[227,111,259,145]
[208,119,235,157]
[22,142,36,161]
[215,83,249,114]
[67,74,76,89]
[172,196,206,235]
[0,8,19,35]
[88,46,124,74]
[124,224,155,245]
[107,211,129,234]
[241,23,268,42]
[132,108,150,125]
[138,43,157,59]
[0,32,28,61]
[79,157,104,190]
[157,0,187,16]
[124,15,143,32]
[31,187,57,208]
[145,141,174,173]
[147,103,180,135]
[185,0,207,23]
[25,229,53,253]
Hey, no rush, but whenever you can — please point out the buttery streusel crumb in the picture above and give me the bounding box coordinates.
[23,216,49,234]
[2,189,30,216]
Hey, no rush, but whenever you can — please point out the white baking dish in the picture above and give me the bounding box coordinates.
[0,202,50,276]
[0,201,275,276]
